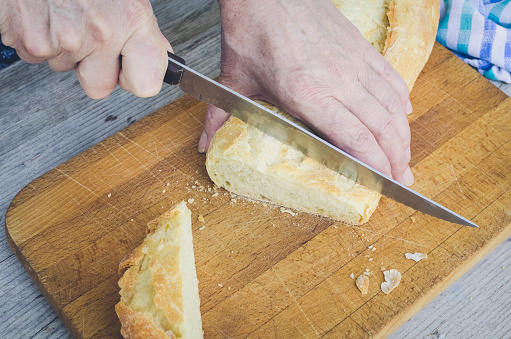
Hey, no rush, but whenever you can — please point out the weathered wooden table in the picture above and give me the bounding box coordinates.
[1,1,510,338]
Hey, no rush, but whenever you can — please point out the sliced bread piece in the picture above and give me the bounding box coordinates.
[115,202,203,339]
[206,102,381,225]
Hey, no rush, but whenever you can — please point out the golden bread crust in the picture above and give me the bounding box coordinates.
[115,303,170,339]
[383,0,440,90]
[115,202,202,338]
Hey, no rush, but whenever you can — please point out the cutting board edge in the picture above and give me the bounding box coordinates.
[4,212,82,339]
[375,221,511,339]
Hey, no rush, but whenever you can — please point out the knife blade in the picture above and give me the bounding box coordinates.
[164,53,477,228]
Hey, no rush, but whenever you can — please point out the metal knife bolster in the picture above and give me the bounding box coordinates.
[163,53,478,228]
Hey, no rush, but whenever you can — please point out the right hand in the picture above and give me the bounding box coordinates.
[0,0,171,99]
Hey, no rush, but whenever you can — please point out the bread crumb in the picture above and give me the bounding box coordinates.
[162,190,166,193]
[208,187,212,192]
[381,269,402,294]
[107,193,112,198]
[130,219,134,221]
[469,297,473,301]
[192,185,196,189]
[410,216,416,222]
[198,225,206,231]
[218,283,223,287]
[161,206,164,209]
[198,215,204,222]
[502,266,506,270]
[228,286,231,290]
[280,207,296,216]
[212,193,219,197]
[405,252,428,262]
[350,273,355,279]
[187,198,194,203]
[380,266,386,271]
[368,245,374,249]
[356,275,370,294]
[372,247,376,251]
[369,258,373,261]
[166,182,170,186]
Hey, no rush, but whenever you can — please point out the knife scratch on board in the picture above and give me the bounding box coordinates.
[56,168,130,218]
[272,267,321,336]
[118,132,193,180]
[348,225,427,248]
[115,141,164,184]
[99,142,132,175]
[187,110,205,127]
[450,164,466,199]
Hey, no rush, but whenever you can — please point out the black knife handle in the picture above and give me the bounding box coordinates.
[164,52,186,85]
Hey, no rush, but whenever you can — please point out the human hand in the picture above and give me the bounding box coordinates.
[0,0,171,99]
[200,0,414,186]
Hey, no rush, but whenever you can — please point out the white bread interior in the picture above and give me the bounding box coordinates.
[115,202,203,339]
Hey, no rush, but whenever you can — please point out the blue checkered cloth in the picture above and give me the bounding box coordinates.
[437,0,511,83]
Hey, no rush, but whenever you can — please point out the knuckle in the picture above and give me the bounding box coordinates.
[86,15,114,46]
[375,117,396,138]
[22,37,52,58]
[125,0,154,25]
[380,59,395,79]
[382,91,402,113]
[347,126,374,154]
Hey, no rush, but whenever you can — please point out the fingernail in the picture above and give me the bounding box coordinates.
[406,147,411,161]
[404,167,414,186]
[198,130,208,153]
[406,101,413,115]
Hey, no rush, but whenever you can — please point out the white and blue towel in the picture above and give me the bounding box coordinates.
[437,0,511,83]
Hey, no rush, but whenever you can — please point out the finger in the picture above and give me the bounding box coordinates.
[199,104,231,153]
[118,18,168,97]
[154,15,173,52]
[14,48,48,64]
[363,48,411,113]
[289,96,393,177]
[359,66,411,150]
[339,86,411,184]
[75,53,120,99]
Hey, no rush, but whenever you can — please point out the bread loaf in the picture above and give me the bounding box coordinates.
[115,202,203,339]
[206,0,440,224]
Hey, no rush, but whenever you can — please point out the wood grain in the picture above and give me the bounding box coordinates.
[4,43,511,338]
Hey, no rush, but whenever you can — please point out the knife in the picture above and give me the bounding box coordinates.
[164,53,478,228]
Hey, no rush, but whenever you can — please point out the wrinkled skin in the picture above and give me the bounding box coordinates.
[0,0,414,185]
[0,0,171,99]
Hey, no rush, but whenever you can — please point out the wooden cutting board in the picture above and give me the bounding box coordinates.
[5,43,511,338]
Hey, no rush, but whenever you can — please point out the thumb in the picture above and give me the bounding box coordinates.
[198,104,230,153]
